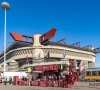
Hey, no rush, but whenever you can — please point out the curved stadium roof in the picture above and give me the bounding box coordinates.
[0,41,96,58]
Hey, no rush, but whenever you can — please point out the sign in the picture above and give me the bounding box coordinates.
[34,65,58,71]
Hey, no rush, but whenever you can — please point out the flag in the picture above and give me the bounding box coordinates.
[73,59,77,72]
[73,59,77,68]
[46,52,50,62]
[37,52,41,63]
[69,59,77,73]
[78,60,84,71]
[69,60,73,72]
[26,56,29,64]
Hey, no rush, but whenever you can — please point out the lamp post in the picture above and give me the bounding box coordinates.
[1,2,10,76]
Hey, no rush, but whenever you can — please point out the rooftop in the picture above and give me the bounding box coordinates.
[0,40,96,58]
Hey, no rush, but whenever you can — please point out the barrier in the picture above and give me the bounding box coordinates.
[15,74,80,88]
[47,81,53,87]
[18,81,23,85]
[13,76,19,85]
[26,81,28,86]
[59,80,63,87]
[67,84,72,88]
[63,80,67,88]
[31,81,38,86]
[39,81,46,86]
[21,81,26,86]
[54,81,58,87]
[24,81,27,86]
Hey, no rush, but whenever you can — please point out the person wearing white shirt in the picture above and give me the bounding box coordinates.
[4,76,7,85]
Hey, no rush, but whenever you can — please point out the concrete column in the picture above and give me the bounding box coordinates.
[97,71,98,75]
[32,49,44,64]
[88,61,91,68]
[2,63,8,71]
[0,65,3,72]
[91,71,92,75]
[8,60,19,72]
[83,60,88,69]
[90,62,95,68]
[89,71,91,75]
[33,58,44,63]
[33,34,42,46]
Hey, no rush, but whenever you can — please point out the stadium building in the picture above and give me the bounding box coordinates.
[0,28,99,72]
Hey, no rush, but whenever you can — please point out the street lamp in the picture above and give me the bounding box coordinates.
[1,2,10,76]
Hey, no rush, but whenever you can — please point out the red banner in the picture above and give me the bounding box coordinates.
[34,65,58,71]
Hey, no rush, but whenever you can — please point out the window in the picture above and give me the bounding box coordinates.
[86,71,91,75]
[92,71,97,75]
[98,71,100,75]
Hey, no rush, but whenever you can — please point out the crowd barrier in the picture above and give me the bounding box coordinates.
[16,80,74,88]
[13,75,80,88]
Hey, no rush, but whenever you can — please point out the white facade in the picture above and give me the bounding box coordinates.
[0,34,96,72]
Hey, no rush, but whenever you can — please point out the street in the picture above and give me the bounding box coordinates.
[0,82,100,90]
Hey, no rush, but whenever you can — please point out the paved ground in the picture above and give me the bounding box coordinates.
[0,82,100,90]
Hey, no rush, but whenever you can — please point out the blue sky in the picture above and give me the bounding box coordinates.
[0,0,100,66]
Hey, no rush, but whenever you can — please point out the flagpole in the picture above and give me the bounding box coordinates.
[76,81,78,89]
[73,58,78,89]
[32,50,34,64]
[77,60,81,89]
